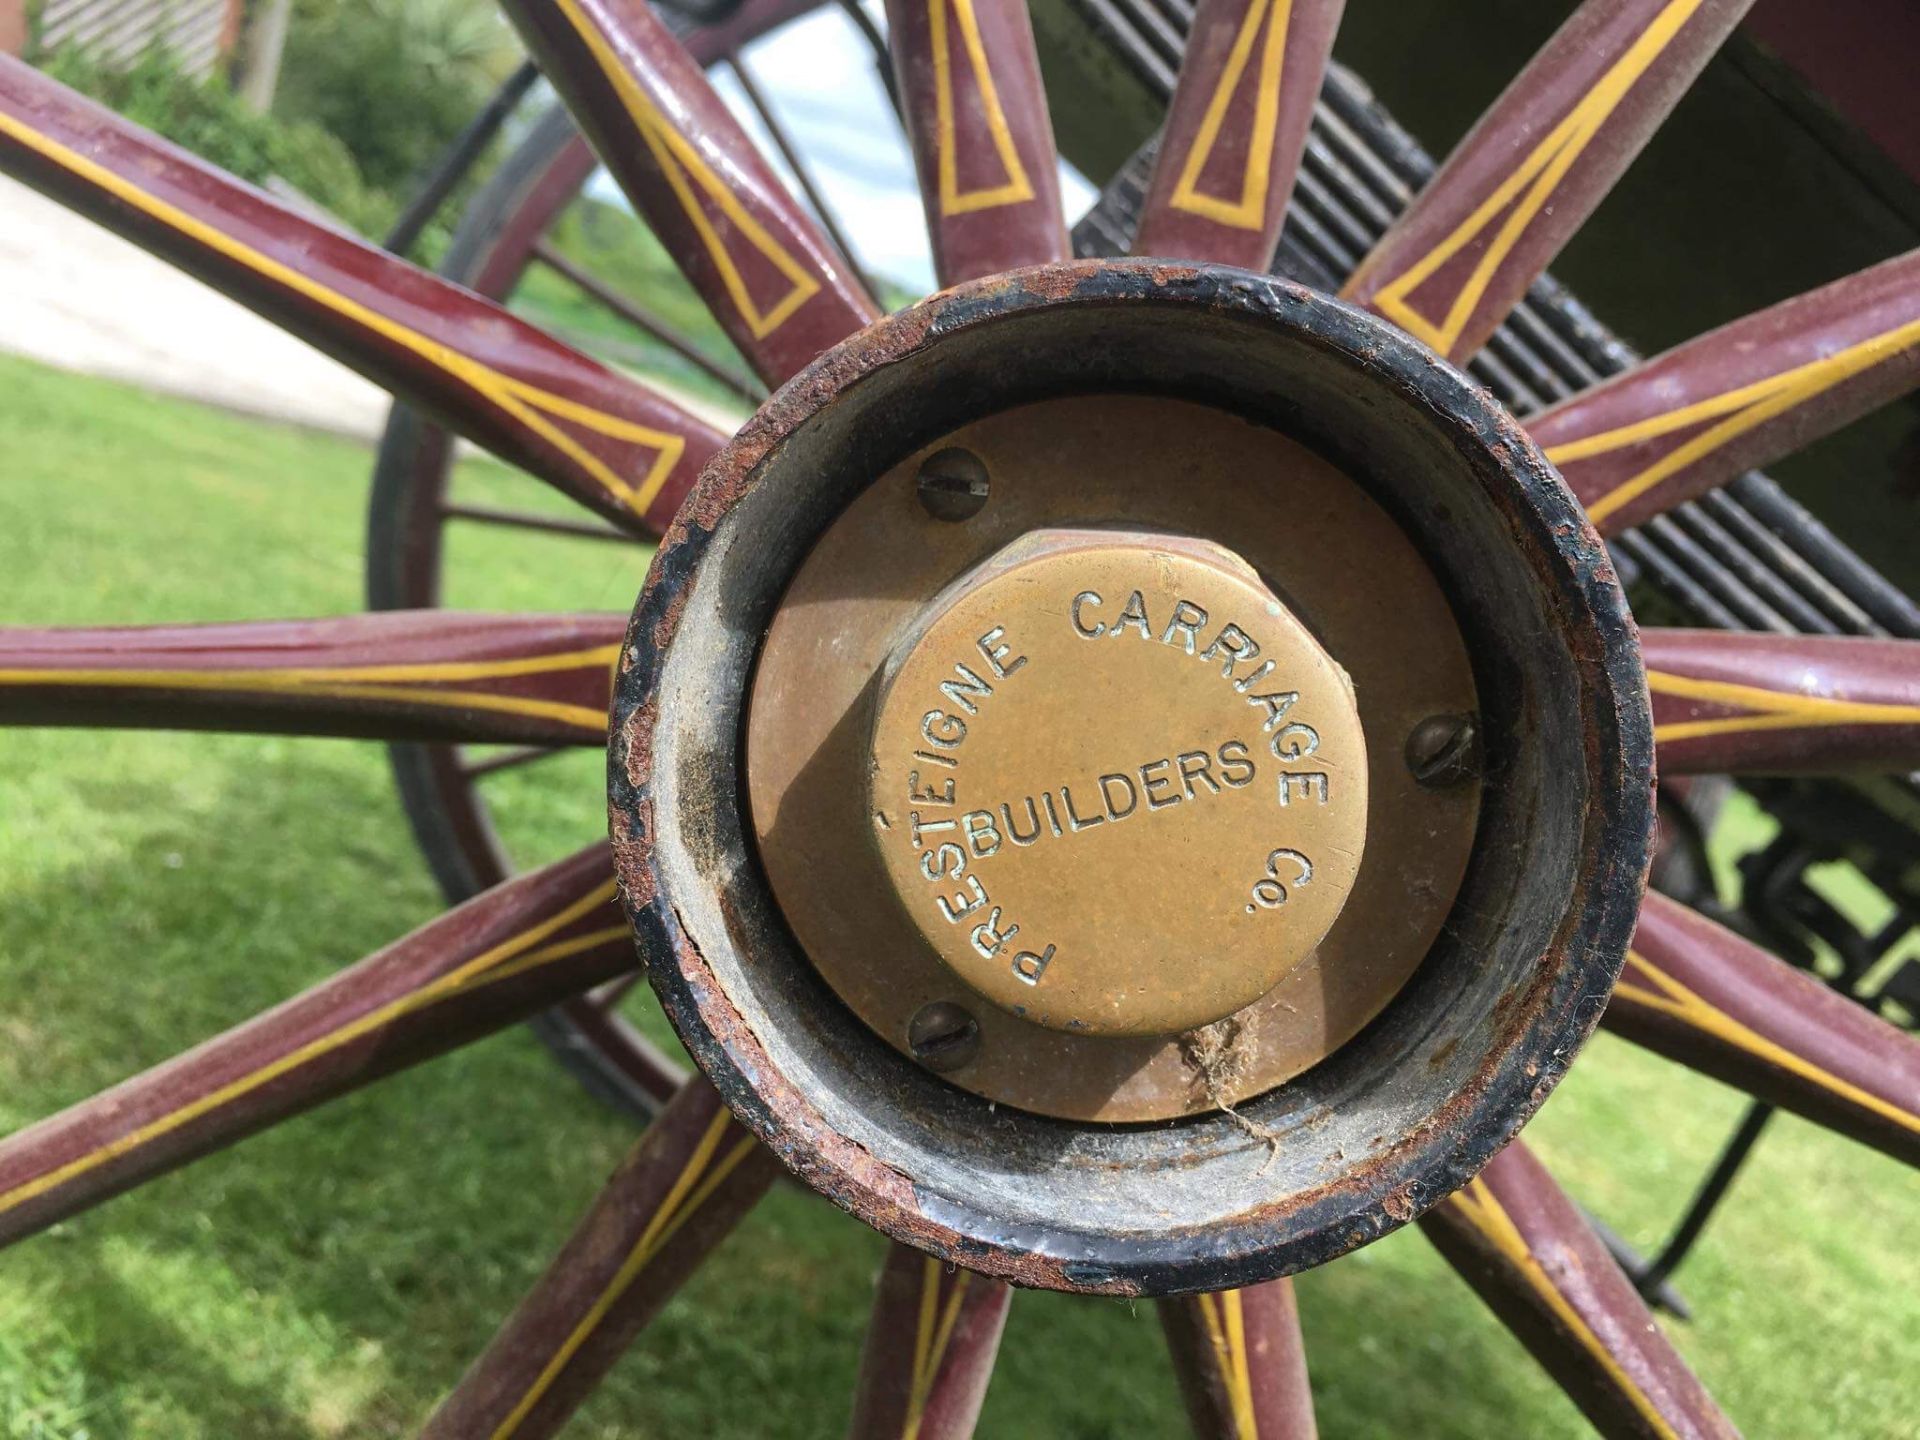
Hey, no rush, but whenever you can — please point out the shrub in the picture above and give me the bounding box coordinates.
[38,41,393,235]
[276,0,518,196]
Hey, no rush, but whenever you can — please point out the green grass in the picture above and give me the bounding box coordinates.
[0,352,1914,1437]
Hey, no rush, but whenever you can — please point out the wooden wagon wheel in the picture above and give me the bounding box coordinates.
[2,1,1918,1435]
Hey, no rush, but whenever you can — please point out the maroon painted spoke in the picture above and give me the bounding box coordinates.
[839,0,907,116]
[0,611,625,747]
[724,51,876,300]
[0,846,632,1250]
[1607,892,1920,1166]
[501,0,879,387]
[1131,0,1343,270]
[528,238,767,408]
[1341,0,1752,364]
[884,0,1069,284]
[1529,249,1920,532]
[1160,1280,1316,1439]
[1422,1141,1736,1440]
[1641,629,1920,776]
[422,1079,778,1439]
[587,971,646,1010]
[0,59,725,536]
[441,500,637,544]
[847,1243,1012,1440]
[549,996,687,1111]
[460,745,565,780]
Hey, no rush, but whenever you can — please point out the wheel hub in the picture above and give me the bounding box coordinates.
[610,260,1653,1295]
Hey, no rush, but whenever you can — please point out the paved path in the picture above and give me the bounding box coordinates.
[1,174,394,439]
[0,173,741,447]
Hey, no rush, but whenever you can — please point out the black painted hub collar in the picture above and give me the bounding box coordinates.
[608,260,1654,1296]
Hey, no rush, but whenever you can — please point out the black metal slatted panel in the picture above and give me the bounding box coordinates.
[1067,0,1920,642]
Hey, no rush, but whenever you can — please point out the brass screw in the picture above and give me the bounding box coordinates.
[907,1001,980,1071]
[915,448,990,522]
[1405,713,1479,788]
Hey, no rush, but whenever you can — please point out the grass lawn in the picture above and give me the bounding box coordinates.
[0,352,1914,1438]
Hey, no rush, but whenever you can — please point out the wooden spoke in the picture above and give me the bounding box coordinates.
[545,995,688,1117]
[724,52,875,300]
[1530,249,1920,532]
[501,0,880,387]
[586,971,646,1011]
[1160,1280,1316,1439]
[884,0,1069,284]
[1341,0,1752,364]
[529,238,766,408]
[1422,1141,1736,1440]
[847,1243,1012,1440]
[1641,629,1920,776]
[422,1079,779,1439]
[1607,892,1920,1166]
[836,0,906,116]
[0,59,725,536]
[0,846,633,1250]
[0,611,625,747]
[440,501,636,543]
[1131,0,1344,271]
[460,745,565,780]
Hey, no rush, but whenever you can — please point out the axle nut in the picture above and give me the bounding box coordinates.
[866,528,1368,1037]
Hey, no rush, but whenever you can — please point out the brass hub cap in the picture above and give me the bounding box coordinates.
[867,528,1367,1037]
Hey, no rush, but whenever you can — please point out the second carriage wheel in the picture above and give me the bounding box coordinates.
[369,0,857,1119]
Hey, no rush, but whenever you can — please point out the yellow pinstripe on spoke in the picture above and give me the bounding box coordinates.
[0,642,620,734]
[1550,316,1920,525]
[0,111,684,516]
[491,1112,759,1439]
[930,0,1037,215]
[460,925,631,989]
[1646,667,1920,745]
[0,883,626,1218]
[900,1254,973,1440]
[554,0,822,339]
[1447,1179,1679,1440]
[1360,0,1706,355]
[1616,950,1920,1137]
[1193,1290,1259,1438]
[1169,0,1293,230]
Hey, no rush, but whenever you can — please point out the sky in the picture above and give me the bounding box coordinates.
[585,2,1098,294]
